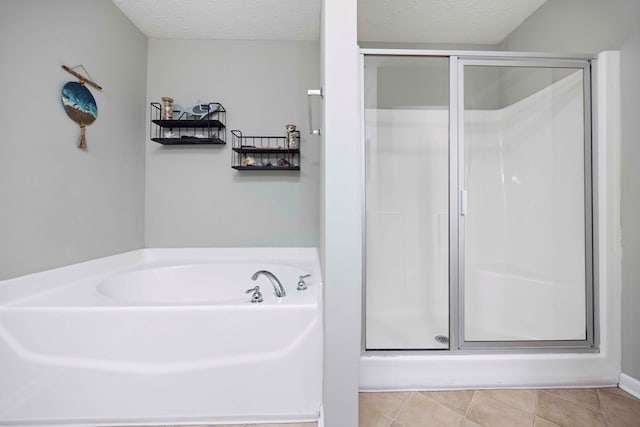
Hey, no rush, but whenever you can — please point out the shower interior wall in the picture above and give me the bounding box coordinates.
[464,69,586,341]
[498,0,640,388]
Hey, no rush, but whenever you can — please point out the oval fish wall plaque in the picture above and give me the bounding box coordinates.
[61,81,98,149]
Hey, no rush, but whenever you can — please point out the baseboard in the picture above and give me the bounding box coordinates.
[619,373,640,399]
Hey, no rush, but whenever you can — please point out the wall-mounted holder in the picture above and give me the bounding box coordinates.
[307,87,323,136]
[149,102,226,145]
[231,129,300,171]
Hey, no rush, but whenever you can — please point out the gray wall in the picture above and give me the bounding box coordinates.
[0,0,147,280]
[500,0,640,53]
[619,21,640,382]
[360,42,501,110]
[145,39,320,248]
[501,0,640,382]
[374,63,505,110]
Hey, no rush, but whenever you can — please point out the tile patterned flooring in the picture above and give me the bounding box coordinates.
[359,387,640,427]
[129,388,639,426]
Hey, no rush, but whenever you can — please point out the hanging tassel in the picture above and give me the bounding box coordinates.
[78,123,87,149]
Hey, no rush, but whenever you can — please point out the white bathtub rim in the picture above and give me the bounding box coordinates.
[1,247,321,283]
[0,247,322,307]
[94,261,318,306]
[0,250,146,306]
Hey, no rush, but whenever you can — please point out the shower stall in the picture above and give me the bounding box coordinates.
[363,50,600,360]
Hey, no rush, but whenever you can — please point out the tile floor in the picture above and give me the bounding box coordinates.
[129,388,639,427]
[359,387,640,427]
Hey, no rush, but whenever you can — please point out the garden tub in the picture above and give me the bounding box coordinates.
[0,248,322,426]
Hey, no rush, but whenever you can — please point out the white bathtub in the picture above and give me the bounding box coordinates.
[0,248,322,427]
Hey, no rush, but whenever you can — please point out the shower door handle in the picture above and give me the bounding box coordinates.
[460,190,468,216]
[307,88,323,135]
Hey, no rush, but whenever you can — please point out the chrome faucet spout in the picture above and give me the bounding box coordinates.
[251,270,286,297]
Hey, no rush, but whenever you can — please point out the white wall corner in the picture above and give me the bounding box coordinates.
[321,0,361,425]
[619,373,640,399]
[596,50,622,375]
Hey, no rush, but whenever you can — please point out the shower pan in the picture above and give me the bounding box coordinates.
[363,51,596,353]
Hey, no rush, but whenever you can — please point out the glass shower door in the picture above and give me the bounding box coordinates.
[460,60,593,345]
[364,56,450,349]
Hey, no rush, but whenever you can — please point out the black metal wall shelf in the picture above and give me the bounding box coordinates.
[232,147,300,154]
[232,166,300,171]
[152,137,224,145]
[231,129,300,171]
[150,102,226,145]
[152,119,225,128]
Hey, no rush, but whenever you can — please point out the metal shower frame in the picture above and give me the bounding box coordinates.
[360,49,599,354]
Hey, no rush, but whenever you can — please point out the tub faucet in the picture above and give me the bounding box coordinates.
[251,270,286,297]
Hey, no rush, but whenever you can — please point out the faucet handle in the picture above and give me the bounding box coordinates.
[297,274,312,291]
[245,286,263,303]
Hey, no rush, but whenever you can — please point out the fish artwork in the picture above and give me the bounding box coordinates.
[61,81,98,149]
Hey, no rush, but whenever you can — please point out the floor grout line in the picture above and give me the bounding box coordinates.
[533,389,539,427]
[464,392,476,426]
[387,391,413,427]
[597,388,611,426]
[540,389,605,415]
[463,390,477,423]
[597,388,605,413]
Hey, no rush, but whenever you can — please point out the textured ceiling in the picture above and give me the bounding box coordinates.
[358,0,548,44]
[111,0,321,40]
[112,0,547,44]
